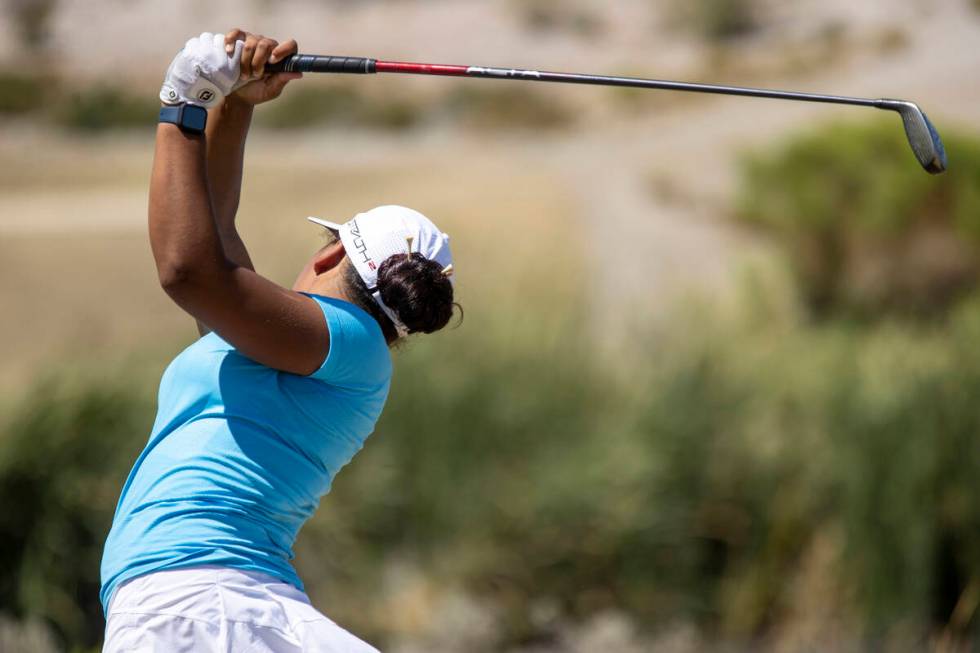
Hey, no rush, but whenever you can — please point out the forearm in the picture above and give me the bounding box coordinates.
[206,96,252,227]
[206,95,255,271]
[149,124,231,289]
[152,28,302,337]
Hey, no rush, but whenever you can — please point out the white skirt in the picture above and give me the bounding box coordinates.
[103,566,379,653]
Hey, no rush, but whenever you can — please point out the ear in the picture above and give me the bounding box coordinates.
[313,241,346,275]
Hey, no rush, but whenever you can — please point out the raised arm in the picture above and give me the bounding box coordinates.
[195,30,300,335]
[151,31,326,375]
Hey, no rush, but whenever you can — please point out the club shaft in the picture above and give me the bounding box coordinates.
[270,55,882,109]
[381,60,881,108]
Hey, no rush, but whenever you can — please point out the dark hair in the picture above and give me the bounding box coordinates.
[343,253,457,344]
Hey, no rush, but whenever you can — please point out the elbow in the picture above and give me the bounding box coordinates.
[157,260,203,296]
[157,256,234,299]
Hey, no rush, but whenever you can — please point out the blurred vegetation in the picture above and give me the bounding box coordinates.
[0,71,158,131]
[4,0,58,51]
[2,292,979,650]
[0,372,154,651]
[319,297,980,649]
[737,122,980,321]
[253,82,576,132]
[871,26,911,55]
[0,72,575,133]
[443,85,575,131]
[670,0,761,42]
[510,0,605,38]
[0,70,52,114]
[53,87,160,132]
[257,83,424,131]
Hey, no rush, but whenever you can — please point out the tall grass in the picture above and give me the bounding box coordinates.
[1,287,978,651]
[0,372,155,650]
[311,295,980,649]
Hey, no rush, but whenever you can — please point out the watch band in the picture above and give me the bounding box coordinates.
[158,103,208,134]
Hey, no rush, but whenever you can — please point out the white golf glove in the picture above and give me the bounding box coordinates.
[160,32,244,108]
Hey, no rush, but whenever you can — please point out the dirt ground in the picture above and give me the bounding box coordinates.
[0,128,581,394]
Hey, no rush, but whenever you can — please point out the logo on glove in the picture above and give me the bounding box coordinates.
[159,33,240,107]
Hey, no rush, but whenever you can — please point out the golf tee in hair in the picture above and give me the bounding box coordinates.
[307,206,454,336]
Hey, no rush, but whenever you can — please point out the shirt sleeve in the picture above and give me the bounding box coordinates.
[301,294,392,389]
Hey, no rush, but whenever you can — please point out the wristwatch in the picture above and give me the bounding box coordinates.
[159,103,208,134]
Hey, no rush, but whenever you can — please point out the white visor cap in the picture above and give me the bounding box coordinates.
[308,205,453,335]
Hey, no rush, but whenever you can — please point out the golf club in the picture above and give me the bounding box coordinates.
[265,54,947,174]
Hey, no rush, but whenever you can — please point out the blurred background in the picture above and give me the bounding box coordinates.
[1,1,979,651]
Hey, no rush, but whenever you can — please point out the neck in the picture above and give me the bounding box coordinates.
[308,274,351,302]
[292,261,351,303]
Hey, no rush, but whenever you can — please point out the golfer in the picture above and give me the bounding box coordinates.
[100,30,456,652]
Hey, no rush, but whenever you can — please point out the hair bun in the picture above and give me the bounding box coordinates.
[376,253,455,335]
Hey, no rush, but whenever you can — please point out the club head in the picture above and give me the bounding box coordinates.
[877,100,947,174]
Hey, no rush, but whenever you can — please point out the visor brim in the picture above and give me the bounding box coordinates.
[307,216,344,231]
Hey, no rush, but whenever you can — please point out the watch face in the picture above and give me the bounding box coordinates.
[182,105,208,132]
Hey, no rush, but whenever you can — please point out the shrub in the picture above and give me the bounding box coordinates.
[671,0,760,42]
[257,83,423,131]
[2,304,980,648]
[0,73,157,130]
[54,86,159,131]
[302,298,980,646]
[0,372,154,649]
[737,122,980,320]
[0,70,53,114]
[260,83,574,132]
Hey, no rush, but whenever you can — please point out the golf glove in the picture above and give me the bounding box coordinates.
[160,32,244,108]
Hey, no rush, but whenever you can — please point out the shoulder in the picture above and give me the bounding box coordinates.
[302,293,392,387]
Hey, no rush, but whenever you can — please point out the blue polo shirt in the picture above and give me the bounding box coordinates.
[100,294,391,613]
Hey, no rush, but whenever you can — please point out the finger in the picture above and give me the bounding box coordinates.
[224,28,245,54]
[252,37,277,77]
[270,38,298,64]
[239,33,259,79]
